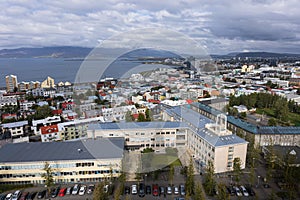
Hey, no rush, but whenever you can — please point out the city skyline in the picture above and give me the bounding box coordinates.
[1,0,300,54]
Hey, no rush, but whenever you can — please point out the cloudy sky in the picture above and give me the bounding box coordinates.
[1,0,300,54]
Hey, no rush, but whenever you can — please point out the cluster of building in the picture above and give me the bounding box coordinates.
[0,56,299,185]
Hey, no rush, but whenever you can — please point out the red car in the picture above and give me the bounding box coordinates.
[19,192,28,200]
[152,184,159,196]
[58,188,67,197]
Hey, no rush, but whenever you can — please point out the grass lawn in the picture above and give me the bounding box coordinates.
[141,153,181,170]
[256,108,300,126]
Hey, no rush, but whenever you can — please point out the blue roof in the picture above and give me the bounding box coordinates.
[258,126,300,135]
[88,121,189,131]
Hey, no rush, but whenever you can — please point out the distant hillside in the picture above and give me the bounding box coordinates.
[0,46,92,58]
[234,52,300,58]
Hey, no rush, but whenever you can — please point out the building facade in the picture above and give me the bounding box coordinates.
[5,75,18,92]
[0,138,124,185]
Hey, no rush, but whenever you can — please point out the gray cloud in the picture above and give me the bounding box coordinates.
[0,0,300,54]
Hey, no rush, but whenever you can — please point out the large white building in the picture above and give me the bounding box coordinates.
[0,138,124,185]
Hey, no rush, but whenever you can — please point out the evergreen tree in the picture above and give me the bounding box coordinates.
[185,157,195,196]
[93,182,109,200]
[41,162,54,193]
[203,160,216,196]
[217,183,230,200]
[233,157,242,184]
[193,183,205,200]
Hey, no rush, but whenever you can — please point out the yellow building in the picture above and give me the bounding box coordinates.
[41,76,55,88]
[0,138,124,184]
[5,75,18,92]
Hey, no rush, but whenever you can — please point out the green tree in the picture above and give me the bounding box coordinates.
[137,113,146,122]
[274,98,289,121]
[93,182,109,200]
[41,162,54,193]
[185,157,195,196]
[34,105,53,119]
[203,160,216,196]
[193,183,205,200]
[268,118,277,126]
[169,164,174,185]
[125,111,133,122]
[217,183,230,200]
[114,185,122,200]
[233,157,242,184]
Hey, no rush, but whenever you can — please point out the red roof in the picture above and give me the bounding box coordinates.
[52,109,62,115]
[186,99,193,104]
[148,99,160,104]
[41,124,59,135]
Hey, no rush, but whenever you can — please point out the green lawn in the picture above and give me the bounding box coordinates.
[256,108,300,126]
[141,152,182,170]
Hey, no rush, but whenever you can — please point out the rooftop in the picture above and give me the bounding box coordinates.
[88,121,189,131]
[0,137,124,163]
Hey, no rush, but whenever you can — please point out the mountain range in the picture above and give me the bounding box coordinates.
[0,46,299,59]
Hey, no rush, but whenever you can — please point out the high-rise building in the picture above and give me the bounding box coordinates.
[5,75,18,92]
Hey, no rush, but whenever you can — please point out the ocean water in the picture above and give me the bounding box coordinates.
[0,58,81,87]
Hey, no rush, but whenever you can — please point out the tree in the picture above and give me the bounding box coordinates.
[193,183,205,200]
[185,157,195,196]
[137,113,146,122]
[217,183,230,200]
[41,162,54,193]
[34,105,53,119]
[233,157,242,184]
[93,182,109,200]
[114,185,122,200]
[203,160,216,196]
[274,98,289,121]
[125,111,133,122]
[268,118,277,126]
[169,164,174,185]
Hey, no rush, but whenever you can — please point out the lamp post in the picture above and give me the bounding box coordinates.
[256,175,260,188]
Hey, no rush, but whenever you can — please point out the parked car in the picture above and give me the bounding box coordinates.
[65,187,73,195]
[124,186,130,195]
[180,184,186,196]
[174,186,179,195]
[138,183,145,197]
[87,184,95,194]
[240,186,249,196]
[0,194,6,200]
[19,192,28,200]
[245,186,255,196]
[167,185,172,195]
[26,192,36,200]
[131,184,137,195]
[78,185,86,196]
[234,186,242,196]
[152,184,159,196]
[145,185,151,195]
[159,186,165,196]
[72,184,80,195]
[5,193,12,200]
[37,190,46,199]
[226,186,235,196]
[58,188,67,197]
[11,190,22,200]
[51,186,60,198]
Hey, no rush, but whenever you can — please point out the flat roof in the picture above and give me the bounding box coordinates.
[2,121,28,129]
[0,137,124,163]
[88,121,189,131]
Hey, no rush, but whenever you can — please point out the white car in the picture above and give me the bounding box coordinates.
[174,186,179,195]
[5,193,12,200]
[131,184,137,195]
[78,185,86,196]
[72,184,80,195]
[234,186,242,196]
[11,190,21,200]
[240,186,249,196]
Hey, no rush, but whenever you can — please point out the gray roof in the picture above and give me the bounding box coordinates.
[0,137,124,163]
[2,121,28,129]
[163,105,248,147]
[88,121,189,130]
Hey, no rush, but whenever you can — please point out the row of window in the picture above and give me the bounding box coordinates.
[0,162,96,170]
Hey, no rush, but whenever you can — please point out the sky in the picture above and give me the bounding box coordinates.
[1,0,300,54]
